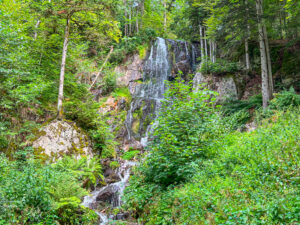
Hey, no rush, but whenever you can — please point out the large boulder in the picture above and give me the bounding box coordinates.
[193,72,239,102]
[32,120,93,162]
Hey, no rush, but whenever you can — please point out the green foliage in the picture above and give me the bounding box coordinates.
[111,87,131,101]
[110,29,156,64]
[121,150,140,161]
[269,87,300,110]
[110,161,120,169]
[53,156,104,189]
[0,155,98,224]
[200,58,242,75]
[63,89,116,157]
[124,108,300,224]
[124,80,220,192]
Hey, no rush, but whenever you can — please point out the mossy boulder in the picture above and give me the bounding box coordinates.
[32,120,93,162]
[193,71,239,103]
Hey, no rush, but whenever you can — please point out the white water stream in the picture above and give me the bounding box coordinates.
[82,161,136,224]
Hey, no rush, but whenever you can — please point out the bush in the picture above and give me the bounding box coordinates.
[121,150,140,160]
[63,92,116,157]
[0,155,99,224]
[200,58,242,74]
[124,108,300,224]
[269,87,300,110]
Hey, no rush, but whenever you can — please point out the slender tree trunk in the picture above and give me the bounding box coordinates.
[264,25,274,97]
[199,25,204,62]
[57,17,70,119]
[136,8,139,33]
[163,0,167,32]
[204,27,208,61]
[209,39,213,62]
[245,39,250,70]
[124,0,128,36]
[140,1,144,30]
[129,7,132,36]
[245,0,251,70]
[212,41,217,63]
[256,0,272,108]
[34,19,41,40]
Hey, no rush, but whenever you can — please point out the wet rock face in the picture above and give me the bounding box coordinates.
[32,120,93,161]
[115,54,143,95]
[167,39,200,80]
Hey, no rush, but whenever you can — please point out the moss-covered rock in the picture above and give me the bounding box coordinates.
[32,120,93,162]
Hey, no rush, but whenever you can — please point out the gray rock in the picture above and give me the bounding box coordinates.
[193,72,238,103]
[32,120,93,161]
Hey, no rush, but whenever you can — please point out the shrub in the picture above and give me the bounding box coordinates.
[125,79,221,190]
[269,87,300,110]
[121,150,140,160]
[63,93,116,157]
[124,108,300,224]
[199,58,242,74]
[0,155,98,224]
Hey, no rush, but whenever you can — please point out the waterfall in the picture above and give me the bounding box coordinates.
[126,37,170,146]
[82,37,201,224]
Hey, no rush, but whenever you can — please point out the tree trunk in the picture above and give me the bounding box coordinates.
[264,25,274,98]
[245,39,250,70]
[209,40,212,62]
[256,0,272,108]
[204,27,208,61]
[57,17,70,119]
[136,8,139,33]
[124,0,128,36]
[34,19,41,40]
[245,0,251,70]
[199,25,204,62]
[163,0,167,32]
[212,41,217,63]
[129,7,132,36]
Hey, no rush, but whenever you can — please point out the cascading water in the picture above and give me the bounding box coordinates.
[125,37,170,146]
[82,37,200,224]
[125,37,200,146]
[82,161,136,224]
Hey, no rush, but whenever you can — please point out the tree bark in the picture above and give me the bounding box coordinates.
[199,25,204,62]
[212,41,217,63]
[264,25,274,98]
[245,0,251,70]
[245,39,250,70]
[204,27,208,63]
[34,19,41,40]
[163,0,167,32]
[124,0,128,36]
[129,7,132,36]
[57,17,70,119]
[256,0,273,108]
[136,8,139,33]
[209,40,212,62]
